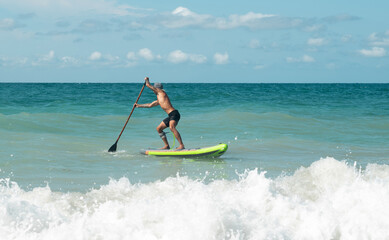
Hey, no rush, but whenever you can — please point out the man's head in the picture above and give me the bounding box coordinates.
[154,82,163,89]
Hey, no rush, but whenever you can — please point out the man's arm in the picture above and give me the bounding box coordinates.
[135,100,159,108]
[144,77,159,93]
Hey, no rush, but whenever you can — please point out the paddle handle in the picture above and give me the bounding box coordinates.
[114,82,146,143]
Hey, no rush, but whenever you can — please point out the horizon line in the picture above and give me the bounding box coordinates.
[1,82,388,84]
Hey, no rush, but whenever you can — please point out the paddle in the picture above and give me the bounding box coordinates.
[108,82,146,152]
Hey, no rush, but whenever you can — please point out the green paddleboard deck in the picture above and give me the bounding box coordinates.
[141,143,228,158]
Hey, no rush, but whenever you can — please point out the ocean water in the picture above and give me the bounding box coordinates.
[1,83,389,239]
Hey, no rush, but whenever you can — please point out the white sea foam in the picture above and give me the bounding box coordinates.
[1,157,389,240]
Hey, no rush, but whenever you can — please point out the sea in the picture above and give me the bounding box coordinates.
[1,83,389,239]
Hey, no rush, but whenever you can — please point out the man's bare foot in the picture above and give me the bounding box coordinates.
[160,146,170,150]
[176,145,185,150]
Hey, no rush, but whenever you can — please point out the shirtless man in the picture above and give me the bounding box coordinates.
[135,77,185,150]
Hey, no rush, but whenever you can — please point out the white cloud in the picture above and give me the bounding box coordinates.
[126,49,162,62]
[223,12,276,29]
[31,50,55,66]
[88,52,120,64]
[0,56,28,67]
[61,56,78,64]
[162,7,283,30]
[0,18,25,30]
[105,54,120,62]
[126,52,137,61]
[163,7,211,28]
[214,52,229,64]
[303,25,325,32]
[286,57,295,63]
[371,39,389,47]
[286,55,315,63]
[368,32,389,47]
[167,50,207,64]
[302,55,315,62]
[41,50,55,61]
[168,50,188,63]
[60,56,80,67]
[189,54,207,63]
[155,8,362,32]
[172,6,196,17]
[307,38,326,46]
[89,51,102,60]
[138,48,154,61]
[0,18,15,30]
[359,47,386,57]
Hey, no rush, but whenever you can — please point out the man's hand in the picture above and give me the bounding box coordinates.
[144,76,153,89]
[134,103,139,108]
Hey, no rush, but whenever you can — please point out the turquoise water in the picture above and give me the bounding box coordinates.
[1,83,389,239]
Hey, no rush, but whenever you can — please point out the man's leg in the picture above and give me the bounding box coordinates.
[169,120,185,150]
[157,121,170,149]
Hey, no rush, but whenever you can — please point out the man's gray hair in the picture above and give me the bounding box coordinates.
[154,82,163,89]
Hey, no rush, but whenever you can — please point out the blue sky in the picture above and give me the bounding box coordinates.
[0,0,388,83]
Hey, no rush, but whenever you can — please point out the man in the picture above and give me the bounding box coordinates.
[135,77,185,150]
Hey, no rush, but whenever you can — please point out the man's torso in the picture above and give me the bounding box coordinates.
[157,90,175,114]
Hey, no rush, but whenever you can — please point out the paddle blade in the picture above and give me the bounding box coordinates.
[108,141,118,152]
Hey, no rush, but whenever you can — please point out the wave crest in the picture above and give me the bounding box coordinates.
[1,158,389,239]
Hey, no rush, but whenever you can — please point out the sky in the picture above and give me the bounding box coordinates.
[0,0,389,83]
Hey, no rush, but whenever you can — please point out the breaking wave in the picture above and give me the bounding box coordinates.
[1,157,389,240]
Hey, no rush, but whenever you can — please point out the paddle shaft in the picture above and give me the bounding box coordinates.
[114,82,146,143]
